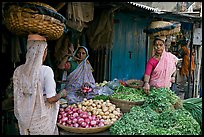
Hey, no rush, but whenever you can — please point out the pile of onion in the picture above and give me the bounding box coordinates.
[57,105,105,128]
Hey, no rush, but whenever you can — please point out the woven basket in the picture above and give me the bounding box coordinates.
[3,3,65,40]
[149,27,181,38]
[57,123,112,134]
[125,79,144,89]
[109,97,144,113]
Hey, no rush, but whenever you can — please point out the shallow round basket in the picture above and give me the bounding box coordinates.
[3,2,65,40]
[57,123,112,134]
[125,79,144,89]
[109,97,144,113]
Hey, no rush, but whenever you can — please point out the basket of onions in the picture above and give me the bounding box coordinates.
[57,99,122,133]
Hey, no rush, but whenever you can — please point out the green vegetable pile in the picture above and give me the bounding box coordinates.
[109,88,201,135]
[142,87,182,112]
[183,97,202,129]
[111,85,147,102]
[92,94,109,101]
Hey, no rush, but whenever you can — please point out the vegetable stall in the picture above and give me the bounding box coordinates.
[57,80,202,135]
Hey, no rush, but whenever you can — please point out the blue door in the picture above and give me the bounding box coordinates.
[110,12,149,81]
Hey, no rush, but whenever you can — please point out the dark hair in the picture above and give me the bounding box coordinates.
[178,39,188,46]
[153,37,165,45]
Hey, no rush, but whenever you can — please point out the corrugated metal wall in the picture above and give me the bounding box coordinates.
[110,12,150,81]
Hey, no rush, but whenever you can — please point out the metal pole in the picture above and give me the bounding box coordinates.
[188,23,194,98]
[184,23,194,99]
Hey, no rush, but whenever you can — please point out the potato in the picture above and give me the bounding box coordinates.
[106,100,110,103]
[102,106,109,112]
[97,105,101,109]
[109,113,115,118]
[104,111,110,115]
[113,110,119,115]
[99,111,104,116]
[111,118,117,122]
[102,115,107,119]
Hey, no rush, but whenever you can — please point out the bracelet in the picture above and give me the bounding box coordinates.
[60,92,64,98]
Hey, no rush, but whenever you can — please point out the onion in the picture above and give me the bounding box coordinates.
[81,114,88,119]
[67,110,73,115]
[60,111,65,115]
[69,116,74,120]
[81,122,87,128]
[73,112,79,117]
[90,120,97,126]
[65,107,70,112]
[58,114,62,119]
[59,108,64,112]
[96,118,100,124]
[72,118,78,123]
[62,122,66,126]
[63,113,68,117]
[61,117,68,122]
[85,124,89,128]
[72,108,78,112]
[100,119,105,122]
[67,120,72,125]
[92,115,96,120]
[98,122,105,127]
[77,118,84,124]
[88,115,92,120]
[73,123,79,128]
[58,120,62,124]
[70,124,73,127]
[84,118,90,124]
[77,109,83,114]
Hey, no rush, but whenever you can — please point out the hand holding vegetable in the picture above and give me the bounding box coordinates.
[143,82,150,95]
[60,89,68,98]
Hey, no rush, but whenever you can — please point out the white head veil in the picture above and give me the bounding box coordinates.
[13,38,48,131]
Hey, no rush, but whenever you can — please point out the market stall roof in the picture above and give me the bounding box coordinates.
[114,2,202,23]
[151,11,202,23]
[128,2,161,12]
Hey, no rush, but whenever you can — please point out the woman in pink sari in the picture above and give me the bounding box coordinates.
[143,36,178,95]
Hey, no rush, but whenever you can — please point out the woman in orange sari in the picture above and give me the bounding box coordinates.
[178,40,195,80]
[143,36,178,95]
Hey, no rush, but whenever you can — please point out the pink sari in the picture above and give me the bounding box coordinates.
[149,50,178,88]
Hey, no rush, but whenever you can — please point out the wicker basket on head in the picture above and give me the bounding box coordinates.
[3,2,65,40]
[144,21,181,38]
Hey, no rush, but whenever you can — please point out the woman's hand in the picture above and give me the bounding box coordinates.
[170,77,176,83]
[64,62,71,71]
[143,82,150,95]
[47,89,68,103]
[60,89,68,98]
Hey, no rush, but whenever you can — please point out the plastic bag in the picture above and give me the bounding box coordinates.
[107,78,120,90]
[97,86,114,96]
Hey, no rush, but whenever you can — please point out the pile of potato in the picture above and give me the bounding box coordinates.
[71,98,122,125]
